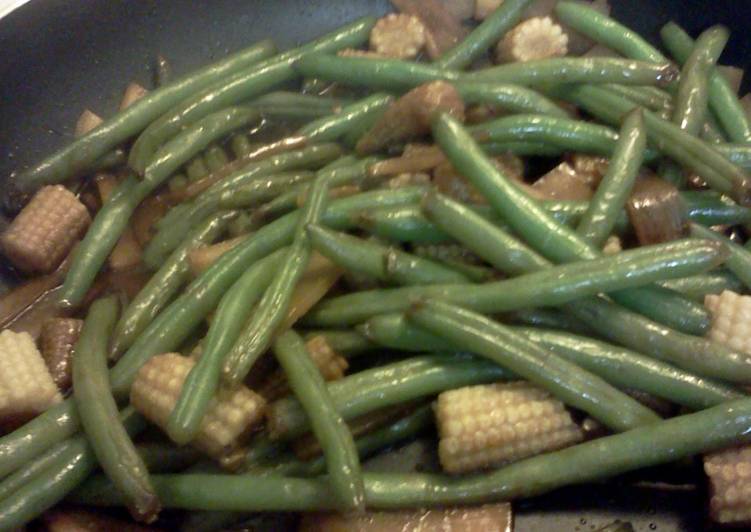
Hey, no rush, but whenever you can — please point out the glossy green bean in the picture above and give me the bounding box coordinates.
[268,355,510,440]
[469,57,677,87]
[302,330,375,358]
[577,109,647,246]
[252,91,353,120]
[356,205,451,244]
[13,40,275,191]
[556,84,751,205]
[603,84,672,111]
[0,187,425,478]
[59,175,145,307]
[186,157,210,181]
[70,397,751,511]
[143,144,341,269]
[304,239,726,327]
[218,171,316,209]
[274,330,364,511]
[661,22,751,143]
[718,144,751,171]
[691,224,751,290]
[554,2,666,63]
[456,82,569,118]
[297,93,393,142]
[141,106,260,190]
[565,296,751,383]
[516,328,744,410]
[230,134,252,158]
[436,0,532,70]
[73,297,159,522]
[307,224,468,285]
[434,113,712,333]
[682,190,751,226]
[129,18,374,172]
[166,249,286,445]
[670,26,729,136]
[422,192,548,275]
[483,141,564,157]
[0,408,144,531]
[110,211,235,359]
[659,271,743,301]
[223,160,372,384]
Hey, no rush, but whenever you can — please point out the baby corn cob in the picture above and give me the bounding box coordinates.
[1,185,91,274]
[370,13,427,59]
[130,353,266,459]
[705,446,751,525]
[705,291,751,354]
[40,317,83,392]
[0,329,62,425]
[435,382,584,474]
[259,335,348,402]
[496,16,569,63]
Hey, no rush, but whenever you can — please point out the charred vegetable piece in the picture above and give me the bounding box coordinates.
[435,382,584,474]
[130,353,266,459]
[40,318,83,392]
[1,186,90,274]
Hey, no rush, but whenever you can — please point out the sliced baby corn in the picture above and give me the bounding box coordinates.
[370,13,427,59]
[0,329,62,425]
[435,381,584,474]
[705,446,751,525]
[40,317,83,392]
[130,353,266,459]
[705,291,751,354]
[496,16,569,63]
[1,185,91,274]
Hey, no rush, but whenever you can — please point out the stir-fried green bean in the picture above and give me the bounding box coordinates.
[297,93,393,142]
[577,109,647,246]
[456,82,569,118]
[691,223,751,290]
[274,330,365,511]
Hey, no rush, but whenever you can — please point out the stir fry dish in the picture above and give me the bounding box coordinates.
[3,0,751,529]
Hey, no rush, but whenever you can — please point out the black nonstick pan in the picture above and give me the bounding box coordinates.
[1,1,750,530]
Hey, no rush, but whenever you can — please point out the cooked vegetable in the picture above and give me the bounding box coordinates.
[705,290,751,355]
[0,329,61,426]
[496,16,569,63]
[627,176,690,246]
[370,14,427,59]
[704,445,751,525]
[74,109,103,137]
[130,353,266,459]
[119,82,149,111]
[391,0,467,60]
[1,185,90,274]
[435,382,584,474]
[40,317,83,392]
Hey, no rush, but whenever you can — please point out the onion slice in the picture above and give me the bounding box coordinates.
[531,162,594,200]
[627,176,690,245]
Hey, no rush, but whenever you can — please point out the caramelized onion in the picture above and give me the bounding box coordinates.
[531,162,594,200]
[369,146,446,177]
[300,503,512,532]
[391,0,468,59]
[132,197,169,246]
[0,257,68,329]
[627,176,690,245]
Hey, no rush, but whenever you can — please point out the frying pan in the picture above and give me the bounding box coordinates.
[0,0,750,529]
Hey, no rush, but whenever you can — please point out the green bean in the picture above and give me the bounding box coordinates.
[356,205,451,244]
[252,91,353,120]
[670,26,729,137]
[304,239,726,327]
[504,308,596,336]
[516,328,744,410]
[297,93,393,142]
[659,271,743,301]
[409,301,660,431]
[141,106,260,190]
[186,157,210,181]
[91,147,127,172]
[13,40,275,191]
[456,82,569,118]
[110,211,235,359]
[222,161,371,384]
[218,171,316,209]
[702,113,727,144]
[718,144,751,170]
[59,175,145,307]
[483,141,564,157]
[0,408,144,530]
[166,250,286,445]
[422,192,548,275]
[268,355,510,440]
[72,297,159,522]
[274,330,364,511]
[554,2,667,63]
[0,188,424,477]
[129,18,374,172]
[69,397,751,511]
[469,57,677,87]
[577,109,647,246]
[302,330,375,358]
[204,145,230,172]
[691,223,751,290]
[230,134,252,158]
[436,0,532,70]
[434,113,712,333]
[143,144,342,269]
[565,296,751,383]
[136,444,201,474]
[308,224,468,285]
[603,84,672,111]
[556,84,751,205]
[661,22,751,143]
[682,190,751,226]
